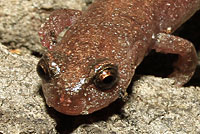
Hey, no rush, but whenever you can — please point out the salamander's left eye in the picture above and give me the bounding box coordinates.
[93,64,119,90]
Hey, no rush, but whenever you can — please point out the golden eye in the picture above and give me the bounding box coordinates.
[37,58,51,81]
[93,64,119,90]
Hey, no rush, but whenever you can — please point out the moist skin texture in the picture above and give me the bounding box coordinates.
[37,0,200,115]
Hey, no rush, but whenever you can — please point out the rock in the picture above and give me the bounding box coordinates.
[0,44,56,134]
[71,76,200,134]
[0,0,86,54]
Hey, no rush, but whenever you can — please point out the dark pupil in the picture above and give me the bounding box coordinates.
[37,65,46,78]
[103,75,114,84]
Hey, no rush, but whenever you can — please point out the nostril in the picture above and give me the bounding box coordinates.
[37,59,51,81]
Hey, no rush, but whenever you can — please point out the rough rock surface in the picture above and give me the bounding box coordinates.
[0,0,200,134]
[0,44,57,134]
[0,0,86,54]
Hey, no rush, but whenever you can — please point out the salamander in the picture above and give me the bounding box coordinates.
[37,0,200,115]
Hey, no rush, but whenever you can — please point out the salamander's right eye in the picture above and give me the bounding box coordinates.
[37,59,51,81]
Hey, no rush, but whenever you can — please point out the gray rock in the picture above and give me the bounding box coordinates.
[0,0,86,54]
[72,76,200,134]
[0,44,56,134]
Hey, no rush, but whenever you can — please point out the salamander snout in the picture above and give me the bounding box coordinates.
[37,53,122,115]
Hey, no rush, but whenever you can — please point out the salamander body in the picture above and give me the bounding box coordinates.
[37,0,200,115]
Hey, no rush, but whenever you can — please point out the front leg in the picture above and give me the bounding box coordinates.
[152,33,198,86]
[39,9,82,49]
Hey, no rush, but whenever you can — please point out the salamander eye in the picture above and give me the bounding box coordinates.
[93,64,119,90]
[37,58,51,81]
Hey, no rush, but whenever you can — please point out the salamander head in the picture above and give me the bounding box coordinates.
[37,46,124,115]
[36,14,137,115]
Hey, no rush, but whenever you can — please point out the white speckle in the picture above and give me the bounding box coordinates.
[166,3,171,6]
[167,27,172,33]
[95,66,102,73]
[81,110,89,115]
[152,34,155,39]
[51,62,61,73]
[65,78,86,92]
[40,23,45,28]
[51,62,56,66]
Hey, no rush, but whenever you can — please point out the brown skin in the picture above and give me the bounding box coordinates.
[37,0,200,115]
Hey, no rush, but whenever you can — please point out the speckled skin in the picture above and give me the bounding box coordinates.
[37,0,200,115]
